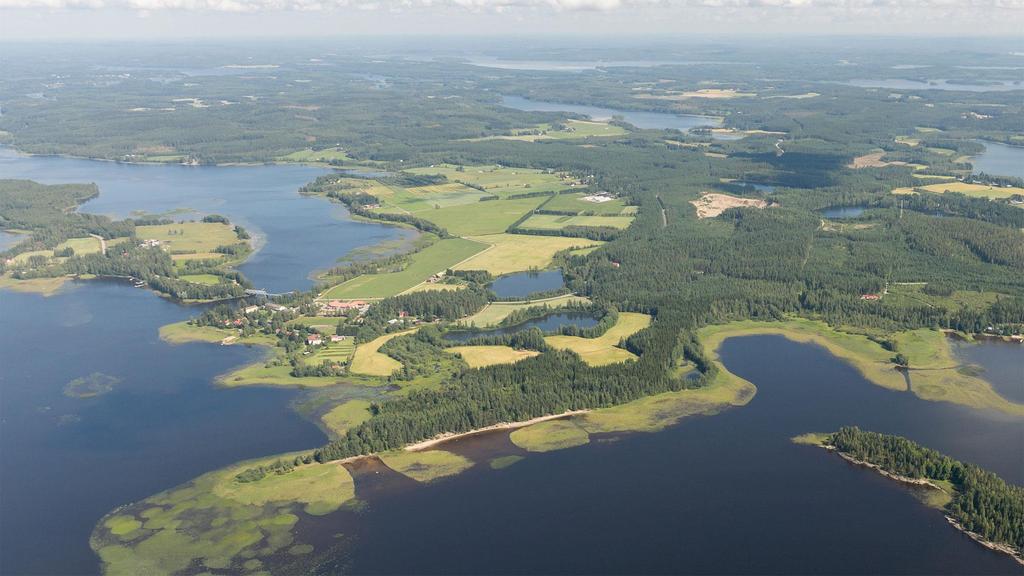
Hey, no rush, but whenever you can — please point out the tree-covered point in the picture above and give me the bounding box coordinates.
[824,427,1024,558]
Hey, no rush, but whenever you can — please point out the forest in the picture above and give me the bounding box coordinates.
[826,427,1023,557]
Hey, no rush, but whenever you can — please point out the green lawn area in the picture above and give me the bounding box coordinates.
[412,196,549,236]
[321,238,487,299]
[454,234,603,275]
[544,193,632,215]
[458,294,590,327]
[519,213,634,230]
[136,222,241,255]
[545,312,652,366]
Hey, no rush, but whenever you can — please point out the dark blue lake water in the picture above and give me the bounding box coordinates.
[488,270,564,298]
[339,335,1023,575]
[445,312,599,343]
[0,149,415,293]
[821,206,866,219]
[840,79,1023,92]
[972,140,1024,180]
[501,95,723,132]
[953,338,1024,404]
[0,283,327,576]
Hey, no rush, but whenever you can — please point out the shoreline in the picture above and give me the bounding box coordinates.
[827,448,1024,566]
[404,410,591,452]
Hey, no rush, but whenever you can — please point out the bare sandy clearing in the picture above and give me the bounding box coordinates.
[848,152,908,169]
[690,193,769,219]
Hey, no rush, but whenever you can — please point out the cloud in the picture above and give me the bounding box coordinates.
[1,0,1021,12]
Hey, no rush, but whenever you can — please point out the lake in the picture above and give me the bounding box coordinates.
[0,283,327,576]
[488,269,564,298]
[445,312,599,342]
[331,335,1022,574]
[0,149,415,293]
[501,95,723,132]
[821,206,866,219]
[840,79,1024,92]
[972,140,1024,180]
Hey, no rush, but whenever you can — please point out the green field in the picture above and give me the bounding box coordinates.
[379,183,490,212]
[320,399,373,438]
[321,238,486,299]
[892,181,1024,200]
[277,147,355,163]
[405,164,572,195]
[580,367,755,434]
[545,312,652,366]
[468,120,628,142]
[455,234,603,275]
[179,273,222,285]
[543,193,632,215]
[54,236,103,255]
[412,196,549,236]
[446,345,540,368]
[136,222,241,255]
[458,294,590,327]
[509,420,590,452]
[378,450,474,483]
[519,213,634,230]
[308,340,355,364]
[350,329,418,376]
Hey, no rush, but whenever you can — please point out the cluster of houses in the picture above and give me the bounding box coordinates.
[306,333,348,346]
[139,238,162,248]
[320,299,370,316]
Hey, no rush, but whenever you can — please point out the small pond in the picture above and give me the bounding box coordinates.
[489,270,564,298]
[445,312,599,343]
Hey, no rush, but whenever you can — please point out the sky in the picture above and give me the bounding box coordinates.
[1,0,1023,40]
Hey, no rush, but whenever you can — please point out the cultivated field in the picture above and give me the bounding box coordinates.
[544,312,652,366]
[468,120,628,142]
[405,164,571,195]
[519,213,634,230]
[458,294,589,327]
[349,329,417,376]
[690,193,769,219]
[308,340,356,364]
[54,236,104,255]
[455,234,603,275]
[447,345,540,368]
[543,192,632,215]
[136,222,240,255]
[321,238,486,299]
[413,196,549,236]
[892,181,1024,200]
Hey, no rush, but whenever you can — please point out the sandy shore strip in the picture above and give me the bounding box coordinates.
[404,410,590,452]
